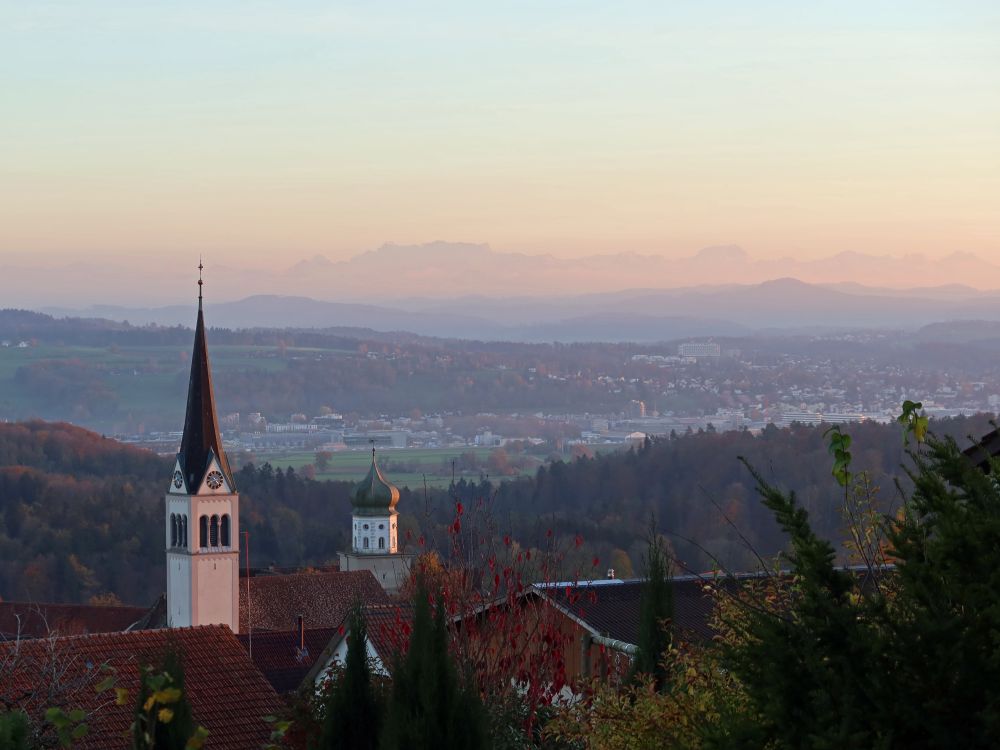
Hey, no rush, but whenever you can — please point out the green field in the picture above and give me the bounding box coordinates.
[252,446,543,489]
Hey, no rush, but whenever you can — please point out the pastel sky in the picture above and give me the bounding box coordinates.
[2,1,998,268]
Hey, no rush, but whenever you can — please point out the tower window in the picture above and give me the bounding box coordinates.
[170,514,177,548]
[221,514,231,547]
[181,515,188,548]
[199,516,208,549]
[379,523,384,530]
[363,538,369,549]
[210,515,219,547]
[378,537,385,549]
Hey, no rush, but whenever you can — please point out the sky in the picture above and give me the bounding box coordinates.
[2,1,999,274]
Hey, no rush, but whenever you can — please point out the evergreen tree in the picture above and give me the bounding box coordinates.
[711,462,883,748]
[713,432,1000,748]
[132,647,198,750]
[317,600,383,750]
[380,576,488,750]
[632,522,673,690]
[882,436,1000,747]
[0,711,30,750]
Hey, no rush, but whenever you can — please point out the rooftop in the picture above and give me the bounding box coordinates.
[0,600,148,640]
[239,570,390,632]
[0,624,281,750]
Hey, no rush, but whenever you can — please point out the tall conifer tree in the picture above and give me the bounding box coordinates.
[380,575,488,750]
[317,600,382,750]
[632,521,674,690]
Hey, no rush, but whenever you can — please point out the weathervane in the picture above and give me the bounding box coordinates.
[198,258,204,310]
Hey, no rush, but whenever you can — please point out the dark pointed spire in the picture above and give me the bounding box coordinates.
[178,265,234,491]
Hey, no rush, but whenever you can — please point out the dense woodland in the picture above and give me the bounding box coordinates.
[0,414,994,606]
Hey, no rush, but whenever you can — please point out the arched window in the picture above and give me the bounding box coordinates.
[363,537,369,549]
[221,514,231,547]
[199,516,208,548]
[210,515,219,547]
[170,514,177,547]
[181,515,188,548]
[378,537,385,550]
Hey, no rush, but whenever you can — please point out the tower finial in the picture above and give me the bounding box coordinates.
[370,438,376,462]
[198,258,204,310]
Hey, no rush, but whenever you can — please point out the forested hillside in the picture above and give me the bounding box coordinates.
[0,415,993,605]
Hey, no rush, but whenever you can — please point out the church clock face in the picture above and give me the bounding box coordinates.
[172,470,184,490]
[206,470,225,490]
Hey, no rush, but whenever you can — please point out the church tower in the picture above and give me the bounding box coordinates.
[338,447,414,593]
[166,267,240,632]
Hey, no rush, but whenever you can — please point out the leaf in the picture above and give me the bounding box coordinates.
[186,726,210,750]
[68,709,86,722]
[143,695,156,712]
[158,708,175,723]
[71,724,89,740]
[94,675,116,693]
[153,687,183,705]
[115,687,130,706]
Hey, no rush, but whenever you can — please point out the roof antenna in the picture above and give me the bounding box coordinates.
[198,258,204,310]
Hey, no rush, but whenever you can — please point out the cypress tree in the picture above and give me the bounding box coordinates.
[632,524,673,690]
[132,646,197,750]
[317,600,382,750]
[380,575,488,750]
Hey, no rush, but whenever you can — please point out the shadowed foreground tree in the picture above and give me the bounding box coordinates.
[631,522,673,691]
[380,575,488,750]
[711,429,1000,749]
[316,600,383,750]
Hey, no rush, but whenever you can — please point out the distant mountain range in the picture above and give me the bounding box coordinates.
[5,242,1000,310]
[39,277,1000,343]
[210,242,1000,302]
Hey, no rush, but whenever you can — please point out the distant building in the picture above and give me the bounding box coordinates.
[678,342,721,359]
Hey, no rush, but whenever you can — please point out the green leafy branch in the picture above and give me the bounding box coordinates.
[824,425,853,487]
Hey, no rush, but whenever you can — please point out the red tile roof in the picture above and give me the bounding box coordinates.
[358,603,413,666]
[239,570,390,632]
[237,627,340,694]
[0,601,148,639]
[0,625,281,750]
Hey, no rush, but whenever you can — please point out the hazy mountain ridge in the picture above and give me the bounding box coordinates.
[35,277,1000,343]
[6,242,1000,309]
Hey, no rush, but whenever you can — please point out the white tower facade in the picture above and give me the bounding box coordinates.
[166,277,240,633]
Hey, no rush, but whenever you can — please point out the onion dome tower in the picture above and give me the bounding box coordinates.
[165,263,241,632]
[339,444,413,593]
[351,446,400,554]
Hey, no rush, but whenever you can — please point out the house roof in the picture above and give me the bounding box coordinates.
[963,429,1000,472]
[0,625,281,750]
[0,600,148,640]
[533,575,735,646]
[306,603,413,686]
[239,570,390,632]
[237,626,339,694]
[349,603,412,666]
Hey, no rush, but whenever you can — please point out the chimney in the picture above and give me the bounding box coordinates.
[297,614,305,651]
